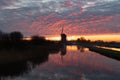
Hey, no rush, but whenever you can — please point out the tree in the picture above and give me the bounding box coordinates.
[10,31,23,41]
[31,35,45,41]
[31,35,46,44]
[80,37,86,41]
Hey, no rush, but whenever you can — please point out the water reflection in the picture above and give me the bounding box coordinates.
[47,45,120,80]
[67,45,89,52]
[0,53,49,78]
[67,45,78,51]
[0,45,120,80]
[77,45,89,52]
[0,46,60,78]
[60,45,66,56]
[96,46,120,51]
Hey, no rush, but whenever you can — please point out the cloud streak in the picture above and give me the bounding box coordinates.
[0,0,120,36]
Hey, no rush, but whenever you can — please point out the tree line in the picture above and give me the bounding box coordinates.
[0,30,45,42]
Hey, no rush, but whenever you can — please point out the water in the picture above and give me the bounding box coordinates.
[96,46,120,51]
[1,45,120,80]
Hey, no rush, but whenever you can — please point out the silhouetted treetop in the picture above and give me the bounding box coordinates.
[10,31,23,41]
[31,35,45,41]
[80,37,86,41]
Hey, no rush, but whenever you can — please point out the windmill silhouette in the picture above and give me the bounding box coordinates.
[60,44,66,63]
[60,26,67,43]
[60,26,67,63]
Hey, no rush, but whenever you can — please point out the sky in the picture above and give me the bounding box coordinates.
[0,0,120,40]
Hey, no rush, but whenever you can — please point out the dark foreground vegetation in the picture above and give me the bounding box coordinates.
[0,31,62,77]
[0,31,62,65]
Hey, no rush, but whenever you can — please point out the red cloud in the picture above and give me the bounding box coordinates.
[14,12,119,36]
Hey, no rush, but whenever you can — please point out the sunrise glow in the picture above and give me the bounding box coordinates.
[0,0,120,79]
[46,34,120,42]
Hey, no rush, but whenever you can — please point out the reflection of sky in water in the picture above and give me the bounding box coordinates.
[5,46,120,80]
[96,46,120,52]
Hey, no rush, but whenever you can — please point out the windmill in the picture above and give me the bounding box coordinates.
[60,26,67,63]
[60,26,67,43]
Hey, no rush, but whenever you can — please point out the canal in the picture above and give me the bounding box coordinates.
[1,45,120,80]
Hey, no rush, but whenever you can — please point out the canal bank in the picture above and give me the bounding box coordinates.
[89,46,120,60]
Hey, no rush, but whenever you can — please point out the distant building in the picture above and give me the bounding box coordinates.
[60,27,67,43]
